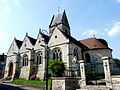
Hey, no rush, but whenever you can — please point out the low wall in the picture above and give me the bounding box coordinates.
[111,75,120,90]
[52,77,81,90]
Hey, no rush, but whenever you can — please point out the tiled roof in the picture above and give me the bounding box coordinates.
[80,38,110,50]
[15,39,23,49]
[27,36,37,45]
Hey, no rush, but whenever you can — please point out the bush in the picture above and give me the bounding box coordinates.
[48,59,66,77]
[35,77,40,81]
[4,76,12,80]
[30,74,36,80]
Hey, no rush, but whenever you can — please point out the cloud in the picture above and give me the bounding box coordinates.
[0,30,6,41]
[82,29,98,36]
[107,21,120,37]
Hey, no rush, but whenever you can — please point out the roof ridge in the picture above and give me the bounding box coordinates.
[27,35,37,45]
[14,38,23,49]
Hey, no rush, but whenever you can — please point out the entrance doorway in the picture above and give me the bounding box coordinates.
[8,62,14,77]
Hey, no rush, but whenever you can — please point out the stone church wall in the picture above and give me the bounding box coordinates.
[83,49,112,74]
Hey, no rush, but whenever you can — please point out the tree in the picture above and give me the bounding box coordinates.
[113,58,120,67]
[48,59,66,77]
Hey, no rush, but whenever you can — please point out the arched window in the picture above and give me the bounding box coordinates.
[37,51,43,65]
[73,49,79,60]
[53,48,62,61]
[85,53,91,63]
[23,54,28,66]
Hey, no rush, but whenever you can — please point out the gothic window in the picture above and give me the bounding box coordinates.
[73,49,79,60]
[36,51,43,65]
[85,53,91,63]
[53,48,62,61]
[23,54,28,66]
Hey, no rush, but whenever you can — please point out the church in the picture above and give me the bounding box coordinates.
[4,10,119,80]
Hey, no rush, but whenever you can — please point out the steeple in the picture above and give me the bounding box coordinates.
[49,10,71,36]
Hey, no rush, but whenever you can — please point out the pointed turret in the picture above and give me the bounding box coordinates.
[49,10,71,36]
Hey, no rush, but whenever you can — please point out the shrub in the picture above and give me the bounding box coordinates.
[30,74,36,80]
[35,77,40,81]
[48,59,66,77]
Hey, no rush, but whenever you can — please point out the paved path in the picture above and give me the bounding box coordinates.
[0,83,41,90]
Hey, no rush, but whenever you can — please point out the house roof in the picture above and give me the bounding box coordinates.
[80,38,110,50]
[27,36,37,45]
[14,39,23,49]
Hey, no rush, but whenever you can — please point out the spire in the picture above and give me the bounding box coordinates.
[49,10,71,36]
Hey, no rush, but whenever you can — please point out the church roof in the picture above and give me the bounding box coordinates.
[14,39,23,49]
[80,38,110,50]
[40,32,50,44]
[27,36,37,45]
[49,10,70,29]
[58,28,88,50]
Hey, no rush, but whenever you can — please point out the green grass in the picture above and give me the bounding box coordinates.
[11,78,51,86]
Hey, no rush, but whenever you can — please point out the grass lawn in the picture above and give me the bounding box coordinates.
[11,78,51,86]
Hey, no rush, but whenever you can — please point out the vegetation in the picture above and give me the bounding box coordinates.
[98,38,108,47]
[11,78,51,86]
[113,58,120,67]
[48,59,66,77]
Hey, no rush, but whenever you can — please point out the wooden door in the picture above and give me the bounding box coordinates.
[8,62,13,77]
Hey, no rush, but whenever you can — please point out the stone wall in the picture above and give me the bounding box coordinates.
[52,77,81,90]
[111,75,120,90]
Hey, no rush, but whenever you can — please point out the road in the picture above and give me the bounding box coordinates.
[0,83,41,90]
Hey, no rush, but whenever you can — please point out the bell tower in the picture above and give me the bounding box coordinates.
[49,10,71,36]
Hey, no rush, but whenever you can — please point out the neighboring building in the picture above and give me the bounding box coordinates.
[4,10,120,80]
[0,53,6,78]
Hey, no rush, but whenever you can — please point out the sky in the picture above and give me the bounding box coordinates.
[0,0,120,59]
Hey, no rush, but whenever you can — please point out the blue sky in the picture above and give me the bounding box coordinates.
[0,0,120,59]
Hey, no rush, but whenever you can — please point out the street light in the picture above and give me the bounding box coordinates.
[40,29,49,90]
[40,44,49,90]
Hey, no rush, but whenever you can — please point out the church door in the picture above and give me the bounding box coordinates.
[8,62,14,77]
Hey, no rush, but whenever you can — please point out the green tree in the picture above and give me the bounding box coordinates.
[48,59,66,77]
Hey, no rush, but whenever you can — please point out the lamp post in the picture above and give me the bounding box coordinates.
[40,44,49,90]
[40,29,49,90]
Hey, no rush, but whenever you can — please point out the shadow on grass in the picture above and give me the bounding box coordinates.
[0,83,25,90]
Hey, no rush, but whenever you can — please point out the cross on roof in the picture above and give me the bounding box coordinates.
[58,6,60,13]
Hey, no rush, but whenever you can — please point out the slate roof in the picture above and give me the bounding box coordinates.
[40,32,50,44]
[80,38,110,50]
[15,39,23,49]
[27,36,37,45]
[56,27,88,50]
[49,10,70,29]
